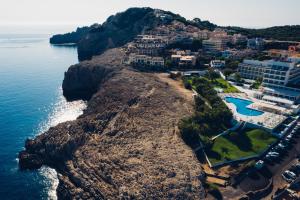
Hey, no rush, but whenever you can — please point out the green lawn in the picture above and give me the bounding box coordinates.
[211,78,240,93]
[206,129,277,165]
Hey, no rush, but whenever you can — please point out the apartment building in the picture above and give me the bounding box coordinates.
[203,39,227,52]
[210,60,226,68]
[171,54,196,67]
[127,53,165,67]
[193,30,210,40]
[247,38,264,50]
[222,49,255,59]
[134,35,168,56]
[238,59,300,103]
[238,60,268,80]
[232,34,247,44]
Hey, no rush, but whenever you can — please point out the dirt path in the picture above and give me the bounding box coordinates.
[156,73,194,100]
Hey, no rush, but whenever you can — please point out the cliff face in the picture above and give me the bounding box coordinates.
[19,48,205,199]
[50,26,91,45]
[62,49,123,101]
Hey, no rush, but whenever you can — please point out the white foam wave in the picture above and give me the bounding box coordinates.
[37,88,86,200]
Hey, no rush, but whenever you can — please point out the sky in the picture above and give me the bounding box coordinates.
[0,0,299,33]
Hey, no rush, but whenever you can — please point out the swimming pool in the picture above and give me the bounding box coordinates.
[225,97,264,116]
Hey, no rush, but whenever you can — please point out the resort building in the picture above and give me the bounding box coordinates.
[179,56,196,67]
[134,35,168,56]
[222,49,256,59]
[232,34,247,44]
[247,38,264,50]
[127,53,165,67]
[238,58,300,104]
[266,49,300,59]
[238,60,267,80]
[171,54,196,67]
[210,60,225,68]
[203,39,227,52]
[193,30,210,40]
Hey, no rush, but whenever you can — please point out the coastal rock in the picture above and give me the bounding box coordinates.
[50,26,91,45]
[18,151,43,170]
[62,49,123,101]
[19,48,205,199]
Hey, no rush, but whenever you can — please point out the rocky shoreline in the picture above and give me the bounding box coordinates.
[19,48,205,199]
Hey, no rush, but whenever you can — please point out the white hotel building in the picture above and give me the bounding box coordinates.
[238,58,300,106]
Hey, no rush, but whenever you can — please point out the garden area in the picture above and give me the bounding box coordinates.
[206,129,277,165]
[180,76,233,148]
[211,78,240,93]
[179,75,277,167]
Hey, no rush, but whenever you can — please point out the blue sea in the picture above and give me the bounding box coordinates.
[0,31,86,199]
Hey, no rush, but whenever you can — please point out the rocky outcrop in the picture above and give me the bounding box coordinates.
[19,48,205,199]
[62,49,123,101]
[50,26,91,45]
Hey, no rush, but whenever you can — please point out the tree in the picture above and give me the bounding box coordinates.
[206,69,220,82]
[179,118,200,146]
[250,77,263,89]
[182,78,192,90]
[165,59,172,68]
[226,60,240,70]
[223,68,234,77]
[234,73,242,83]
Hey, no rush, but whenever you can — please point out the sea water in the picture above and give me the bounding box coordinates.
[0,31,86,199]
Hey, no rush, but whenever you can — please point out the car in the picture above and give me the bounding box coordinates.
[282,173,294,183]
[285,170,297,179]
[278,143,287,148]
[277,144,285,150]
[286,134,293,139]
[282,140,293,148]
[266,154,279,160]
[267,152,280,156]
[284,138,292,143]
[276,144,286,151]
[282,171,297,183]
[255,160,264,169]
[272,146,286,153]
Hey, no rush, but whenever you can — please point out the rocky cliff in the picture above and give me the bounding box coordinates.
[19,48,205,199]
[50,26,91,45]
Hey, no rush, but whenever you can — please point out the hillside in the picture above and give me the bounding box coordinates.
[50,26,91,44]
[50,7,217,60]
[50,8,300,61]
[19,48,205,199]
[227,25,300,42]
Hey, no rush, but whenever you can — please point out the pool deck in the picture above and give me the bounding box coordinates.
[221,93,286,130]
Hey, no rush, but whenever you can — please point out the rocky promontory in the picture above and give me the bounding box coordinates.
[19,48,205,199]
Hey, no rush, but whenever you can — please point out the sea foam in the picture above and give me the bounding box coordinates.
[36,88,86,200]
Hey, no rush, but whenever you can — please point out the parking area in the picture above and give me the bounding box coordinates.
[257,120,300,168]
[219,121,300,199]
[259,122,300,199]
